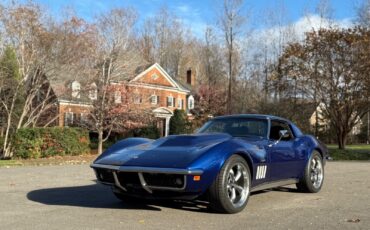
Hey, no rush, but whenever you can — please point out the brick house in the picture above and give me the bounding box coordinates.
[309,102,362,135]
[49,63,195,136]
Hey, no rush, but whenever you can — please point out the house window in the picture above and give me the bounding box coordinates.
[150,95,158,105]
[178,98,183,109]
[71,81,81,98]
[80,113,88,125]
[64,112,73,126]
[167,96,174,107]
[114,91,122,104]
[188,95,195,110]
[151,74,159,80]
[89,83,97,100]
[134,95,142,104]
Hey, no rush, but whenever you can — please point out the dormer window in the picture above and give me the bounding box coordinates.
[167,96,174,107]
[114,91,122,104]
[89,83,97,100]
[150,95,158,105]
[71,81,81,98]
[188,95,195,110]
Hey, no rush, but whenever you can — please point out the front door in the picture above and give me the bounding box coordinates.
[156,118,166,137]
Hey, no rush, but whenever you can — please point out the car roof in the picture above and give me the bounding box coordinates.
[213,114,291,123]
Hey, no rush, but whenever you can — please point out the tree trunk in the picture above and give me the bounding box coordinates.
[337,130,347,150]
[227,35,233,115]
[367,111,369,145]
[98,129,103,155]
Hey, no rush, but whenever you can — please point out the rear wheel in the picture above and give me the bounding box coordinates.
[208,155,251,214]
[296,151,324,193]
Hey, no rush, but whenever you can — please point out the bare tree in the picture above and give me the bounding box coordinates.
[141,6,190,79]
[91,8,147,154]
[356,0,370,27]
[0,2,54,157]
[0,2,97,158]
[218,0,245,114]
[139,20,155,63]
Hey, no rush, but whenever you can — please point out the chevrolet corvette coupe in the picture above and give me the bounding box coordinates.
[91,114,328,213]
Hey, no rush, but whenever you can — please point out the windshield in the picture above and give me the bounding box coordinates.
[197,118,268,138]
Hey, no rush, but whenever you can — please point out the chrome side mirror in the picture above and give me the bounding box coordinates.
[268,130,289,147]
[279,130,289,139]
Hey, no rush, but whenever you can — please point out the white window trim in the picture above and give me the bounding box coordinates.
[89,83,97,100]
[64,112,74,126]
[71,81,81,98]
[89,90,97,100]
[151,94,157,105]
[151,74,159,80]
[134,95,142,104]
[177,97,183,109]
[167,96,174,107]
[188,95,194,110]
[114,91,122,104]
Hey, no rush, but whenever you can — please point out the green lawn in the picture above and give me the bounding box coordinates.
[327,144,370,150]
[0,153,97,167]
[327,144,370,161]
[0,160,23,167]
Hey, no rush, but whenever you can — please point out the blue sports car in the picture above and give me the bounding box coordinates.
[91,114,328,213]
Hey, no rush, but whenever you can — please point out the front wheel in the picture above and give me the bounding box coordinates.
[297,151,324,193]
[208,155,251,214]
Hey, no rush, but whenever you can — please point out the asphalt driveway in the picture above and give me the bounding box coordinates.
[0,162,369,230]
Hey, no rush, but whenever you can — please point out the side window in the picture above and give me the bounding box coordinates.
[269,120,294,141]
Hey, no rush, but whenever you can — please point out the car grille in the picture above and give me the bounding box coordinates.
[95,168,114,184]
[143,173,185,189]
[117,172,141,189]
[94,168,186,191]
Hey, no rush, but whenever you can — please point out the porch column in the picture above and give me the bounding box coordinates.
[165,117,170,136]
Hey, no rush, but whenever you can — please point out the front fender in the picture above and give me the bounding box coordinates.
[94,138,153,162]
[186,139,266,193]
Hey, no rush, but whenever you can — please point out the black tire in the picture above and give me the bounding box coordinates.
[297,151,324,193]
[208,155,251,214]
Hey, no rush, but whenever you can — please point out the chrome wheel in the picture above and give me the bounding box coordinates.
[310,155,323,189]
[226,163,249,208]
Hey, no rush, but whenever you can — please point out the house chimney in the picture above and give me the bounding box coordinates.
[186,68,196,86]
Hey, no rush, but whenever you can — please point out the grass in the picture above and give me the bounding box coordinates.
[0,160,23,167]
[327,144,370,150]
[327,144,370,161]
[0,152,98,168]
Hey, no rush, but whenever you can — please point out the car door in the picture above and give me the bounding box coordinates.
[267,120,298,181]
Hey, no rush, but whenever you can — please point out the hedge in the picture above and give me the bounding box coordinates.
[133,125,160,139]
[13,127,90,159]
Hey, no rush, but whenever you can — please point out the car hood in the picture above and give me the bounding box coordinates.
[94,133,232,168]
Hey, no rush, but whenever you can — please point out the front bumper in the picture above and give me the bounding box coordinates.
[91,163,204,195]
